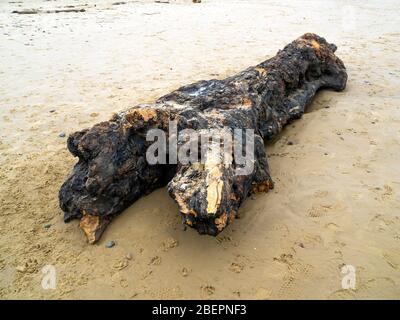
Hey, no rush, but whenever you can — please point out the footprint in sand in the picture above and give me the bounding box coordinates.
[325,222,340,231]
[382,252,399,270]
[229,262,244,274]
[273,253,312,276]
[254,287,272,299]
[307,204,333,217]
[328,288,356,299]
[381,184,394,200]
[296,234,323,249]
[314,190,329,198]
[368,214,398,232]
[201,284,215,296]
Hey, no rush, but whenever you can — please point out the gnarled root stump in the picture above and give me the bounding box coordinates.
[59,33,347,243]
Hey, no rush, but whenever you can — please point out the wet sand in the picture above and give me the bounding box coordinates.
[0,0,400,299]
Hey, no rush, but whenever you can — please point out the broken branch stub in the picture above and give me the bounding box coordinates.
[59,33,347,243]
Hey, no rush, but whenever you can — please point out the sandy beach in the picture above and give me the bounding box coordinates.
[0,0,399,299]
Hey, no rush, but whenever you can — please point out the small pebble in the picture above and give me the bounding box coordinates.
[49,109,56,113]
[59,132,66,138]
[287,141,294,145]
[105,240,115,248]
[181,267,190,277]
[16,265,26,273]
[43,223,51,229]
[126,253,133,260]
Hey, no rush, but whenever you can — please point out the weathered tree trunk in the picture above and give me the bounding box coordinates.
[59,33,347,243]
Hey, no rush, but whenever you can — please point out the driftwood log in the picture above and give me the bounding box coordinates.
[59,33,347,243]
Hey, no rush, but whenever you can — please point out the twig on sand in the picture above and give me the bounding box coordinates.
[50,9,86,13]
[12,8,86,15]
[11,9,39,14]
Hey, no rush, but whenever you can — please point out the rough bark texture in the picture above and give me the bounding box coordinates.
[59,33,347,243]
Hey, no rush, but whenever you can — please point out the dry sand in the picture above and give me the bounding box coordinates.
[0,0,399,299]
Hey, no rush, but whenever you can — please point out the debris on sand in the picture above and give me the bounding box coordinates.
[105,240,115,248]
[12,8,86,15]
[11,9,39,15]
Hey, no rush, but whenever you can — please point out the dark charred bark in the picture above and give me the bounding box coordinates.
[59,33,347,243]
